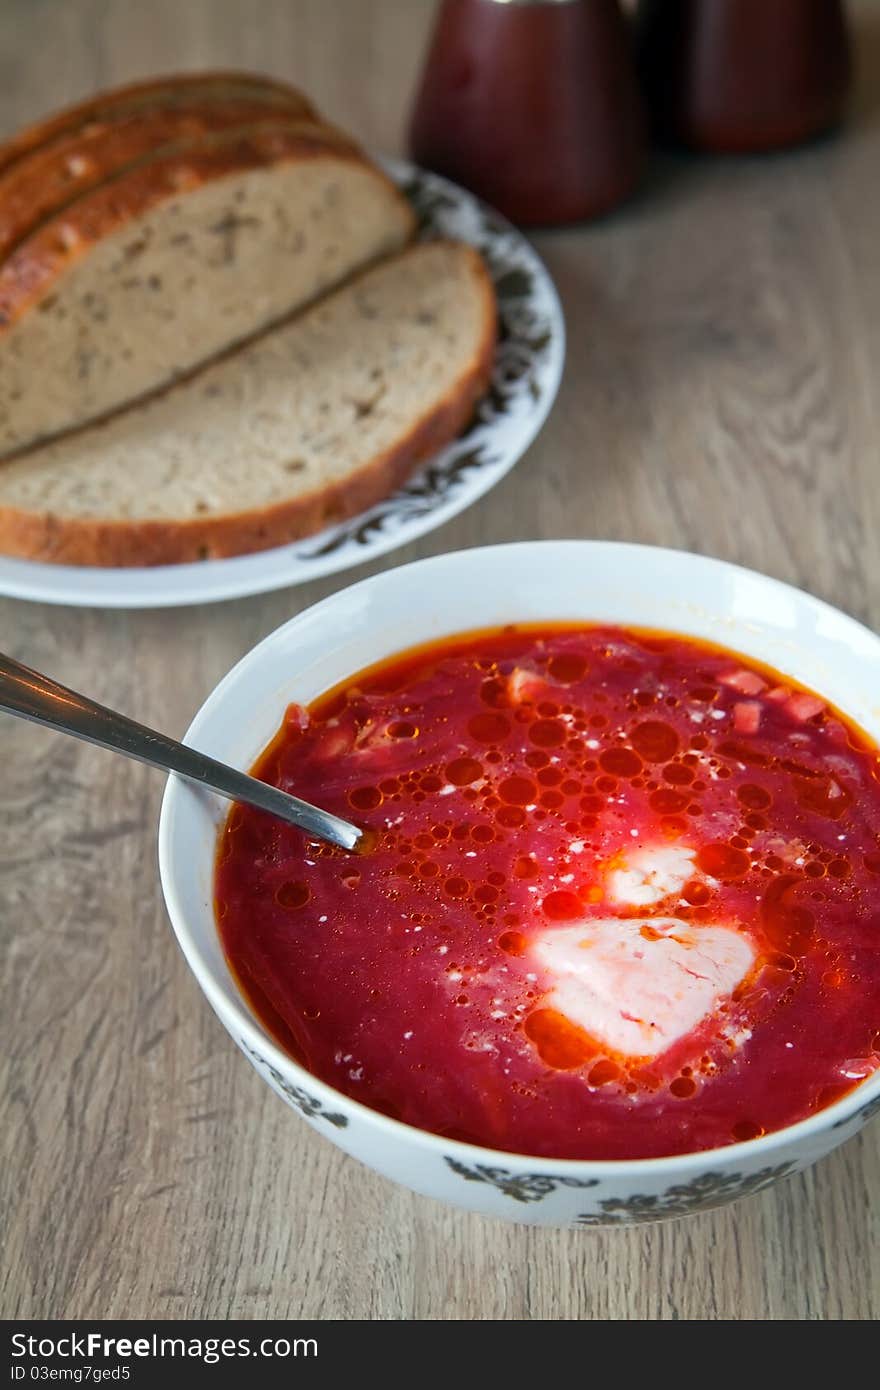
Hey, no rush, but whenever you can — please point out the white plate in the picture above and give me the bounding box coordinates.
[0,159,564,609]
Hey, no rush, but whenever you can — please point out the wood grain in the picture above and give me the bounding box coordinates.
[1,0,879,1321]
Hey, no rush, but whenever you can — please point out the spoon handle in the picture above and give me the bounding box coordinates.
[0,651,363,852]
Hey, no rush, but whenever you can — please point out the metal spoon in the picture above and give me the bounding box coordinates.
[0,650,364,852]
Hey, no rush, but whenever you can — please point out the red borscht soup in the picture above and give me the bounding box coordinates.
[216,627,880,1159]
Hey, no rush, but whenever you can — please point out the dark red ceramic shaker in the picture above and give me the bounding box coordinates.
[636,0,852,153]
[408,0,645,226]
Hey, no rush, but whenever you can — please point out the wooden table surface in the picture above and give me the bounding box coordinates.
[2,0,879,1322]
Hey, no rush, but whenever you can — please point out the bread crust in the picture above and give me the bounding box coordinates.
[0,246,497,567]
[0,120,413,329]
[0,71,317,175]
[0,96,323,262]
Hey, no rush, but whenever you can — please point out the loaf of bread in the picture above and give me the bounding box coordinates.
[0,240,496,566]
[0,118,415,457]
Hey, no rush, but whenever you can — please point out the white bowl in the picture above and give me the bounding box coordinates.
[158,542,880,1226]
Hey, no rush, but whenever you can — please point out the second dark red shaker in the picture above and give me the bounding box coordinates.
[636,0,852,154]
[408,0,645,227]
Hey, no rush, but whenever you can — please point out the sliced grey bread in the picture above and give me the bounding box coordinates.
[0,123,415,457]
[0,240,496,566]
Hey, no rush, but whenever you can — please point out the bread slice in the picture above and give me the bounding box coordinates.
[0,121,415,457]
[0,71,317,176]
[0,241,496,566]
[0,95,327,262]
